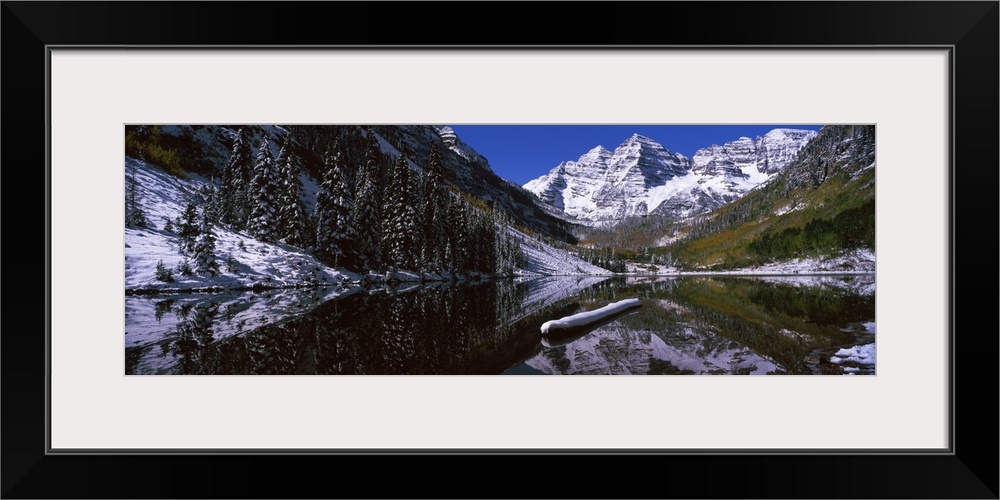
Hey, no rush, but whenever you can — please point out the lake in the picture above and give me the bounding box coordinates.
[125,275,875,375]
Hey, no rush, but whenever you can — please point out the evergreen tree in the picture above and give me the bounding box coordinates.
[315,141,357,268]
[248,138,280,241]
[125,163,148,228]
[469,209,497,274]
[274,134,309,247]
[274,132,293,178]
[352,133,383,271]
[493,209,522,276]
[446,199,468,272]
[385,154,417,269]
[176,258,193,276]
[155,260,175,282]
[193,206,220,276]
[178,202,200,254]
[221,128,253,229]
[199,181,220,226]
[421,146,449,271]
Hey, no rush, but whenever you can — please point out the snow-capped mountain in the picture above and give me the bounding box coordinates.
[691,128,819,176]
[523,129,817,224]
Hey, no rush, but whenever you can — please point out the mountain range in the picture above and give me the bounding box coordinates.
[523,129,818,224]
[125,123,873,286]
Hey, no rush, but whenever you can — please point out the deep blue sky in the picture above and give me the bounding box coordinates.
[449,125,823,186]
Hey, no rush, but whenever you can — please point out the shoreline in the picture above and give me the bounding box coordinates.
[125,270,874,295]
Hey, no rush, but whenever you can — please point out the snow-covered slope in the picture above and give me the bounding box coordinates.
[523,129,817,224]
[125,156,356,292]
[510,227,611,276]
[125,154,607,293]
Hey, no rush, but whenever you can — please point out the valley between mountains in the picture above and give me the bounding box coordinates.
[124,124,875,375]
[125,124,874,293]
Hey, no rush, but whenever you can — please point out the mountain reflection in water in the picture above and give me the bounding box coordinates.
[125,275,875,375]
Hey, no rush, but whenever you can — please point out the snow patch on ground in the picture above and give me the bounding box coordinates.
[741,248,875,275]
[654,232,684,246]
[830,343,875,365]
[830,340,875,375]
[626,262,682,275]
[774,202,806,216]
[828,342,876,375]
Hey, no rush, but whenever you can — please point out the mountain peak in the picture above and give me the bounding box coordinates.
[763,128,819,143]
[625,133,657,145]
[579,145,613,164]
[616,134,684,160]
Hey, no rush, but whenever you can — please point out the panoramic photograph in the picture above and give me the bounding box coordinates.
[124,124,876,375]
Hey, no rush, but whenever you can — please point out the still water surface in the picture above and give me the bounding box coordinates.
[125,275,875,375]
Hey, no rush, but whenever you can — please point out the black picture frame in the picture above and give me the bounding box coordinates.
[3,2,996,498]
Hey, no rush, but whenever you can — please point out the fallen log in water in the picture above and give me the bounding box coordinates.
[540,298,642,334]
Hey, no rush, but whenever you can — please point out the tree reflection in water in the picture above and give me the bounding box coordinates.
[125,275,874,375]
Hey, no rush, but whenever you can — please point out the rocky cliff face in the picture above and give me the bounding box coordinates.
[523,129,817,224]
[692,128,819,176]
[780,125,875,190]
[523,145,614,212]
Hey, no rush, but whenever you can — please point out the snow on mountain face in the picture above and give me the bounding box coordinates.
[607,134,690,187]
[523,145,613,212]
[588,134,692,219]
[692,129,818,176]
[523,129,817,224]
